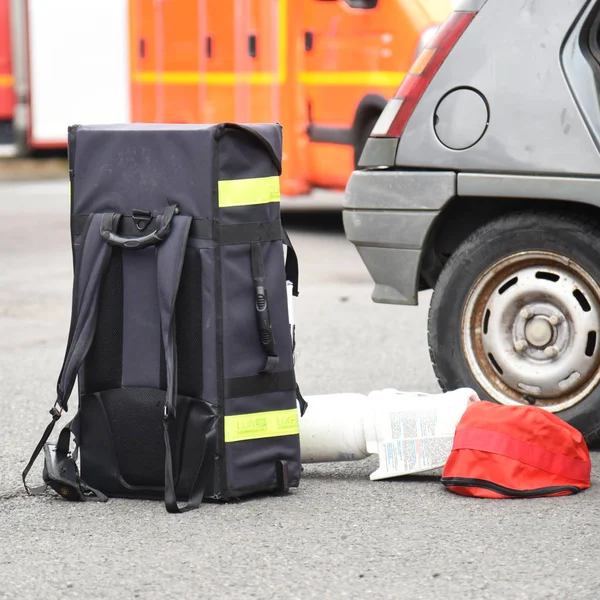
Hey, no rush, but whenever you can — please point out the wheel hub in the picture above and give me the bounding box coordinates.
[512,303,568,361]
[524,316,553,347]
[462,251,600,412]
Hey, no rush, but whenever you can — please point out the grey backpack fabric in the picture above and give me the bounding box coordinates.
[23,123,305,513]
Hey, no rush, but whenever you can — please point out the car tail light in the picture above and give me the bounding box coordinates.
[414,25,439,60]
[370,11,476,138]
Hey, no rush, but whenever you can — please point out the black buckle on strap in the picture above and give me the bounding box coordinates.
[42,444,84,502]
[49,401,63,421]
[132,209,153,231]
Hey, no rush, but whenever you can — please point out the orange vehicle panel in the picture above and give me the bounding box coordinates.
[202,0,236,124]
[129,0,450,195]
[0,0,13,119]
[248,0,281,124]
[4,0,448,179]
[277,0,311,195]
[157,0,200,124]
[302,1,409,125]
[130,0,158,123]
[302,0,450,189]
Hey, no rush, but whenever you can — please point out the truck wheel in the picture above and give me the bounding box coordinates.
[428,210,600,443]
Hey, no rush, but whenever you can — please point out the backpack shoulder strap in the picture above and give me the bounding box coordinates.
[282,227,299,297]
[157,214,216,513]
[22,213,119,494]
[281,229,307,416]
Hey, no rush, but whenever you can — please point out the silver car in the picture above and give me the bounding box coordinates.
[344,0,600,440]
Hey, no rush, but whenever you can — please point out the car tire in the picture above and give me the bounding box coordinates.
[428,209,600,443]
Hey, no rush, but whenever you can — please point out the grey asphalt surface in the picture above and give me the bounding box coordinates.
[1,180,599,600]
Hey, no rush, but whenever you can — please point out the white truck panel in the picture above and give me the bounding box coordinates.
[27,0,130,145]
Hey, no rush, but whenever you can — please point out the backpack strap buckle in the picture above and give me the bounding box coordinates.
[49,400,63,421]
[42,442,108,502]
[42,443,84,501]
[132,209,153,231]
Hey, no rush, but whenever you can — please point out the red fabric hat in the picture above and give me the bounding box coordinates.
[441,401,591,498]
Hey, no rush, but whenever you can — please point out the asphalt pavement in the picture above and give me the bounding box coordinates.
[1,180,599,599]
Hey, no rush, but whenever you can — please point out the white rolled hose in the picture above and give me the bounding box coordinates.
[299,388,479,480]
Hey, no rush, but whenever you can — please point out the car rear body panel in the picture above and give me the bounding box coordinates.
[344,170,455,304]
[397,0,600,175]
[345,0,600,306]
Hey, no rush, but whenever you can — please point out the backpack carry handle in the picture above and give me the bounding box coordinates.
[101,204,179,250]
[251,242,279,373]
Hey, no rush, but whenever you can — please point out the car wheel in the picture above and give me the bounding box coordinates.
[428,210,600,443]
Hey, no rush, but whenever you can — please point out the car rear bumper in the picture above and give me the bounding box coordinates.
[343,169,456,305]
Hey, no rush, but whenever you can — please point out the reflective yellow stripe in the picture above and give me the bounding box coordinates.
[224,409,299,443]
[299,71,405,87]
[218,176,280,208]
[133,71,282,85]
[132,70,404,87]
[133,0,287,86]
[0,74,13,87]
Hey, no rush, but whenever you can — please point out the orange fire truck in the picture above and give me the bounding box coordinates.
[0,0,451,195]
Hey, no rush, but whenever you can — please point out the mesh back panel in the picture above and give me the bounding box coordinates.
[83,250,123,392]
[175,249,203,398]
[101,387,165,486]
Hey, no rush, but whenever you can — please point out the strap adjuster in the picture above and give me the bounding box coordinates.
[49,401,63,421]
[132,209,153,231]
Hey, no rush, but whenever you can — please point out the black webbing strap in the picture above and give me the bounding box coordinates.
[23,213,118,495]
[72,214,285,245]
[157,214,211,513]
[22,407,62,495]
[220,221,282,245]
[57,213,120,407]
[57,213,94,391]
[282,228,299,297]
[72,214,212,240]
[224,370,297,399]
[224,371,306,415]
[296,384,308,417]
[280,228,307,415]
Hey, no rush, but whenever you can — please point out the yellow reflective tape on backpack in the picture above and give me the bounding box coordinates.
[224,408,299,443]
[218,176,280,208]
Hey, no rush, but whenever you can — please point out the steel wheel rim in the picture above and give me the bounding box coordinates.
[461,251,600,412]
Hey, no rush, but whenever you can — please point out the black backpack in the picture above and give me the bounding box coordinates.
[23,122,306,513]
